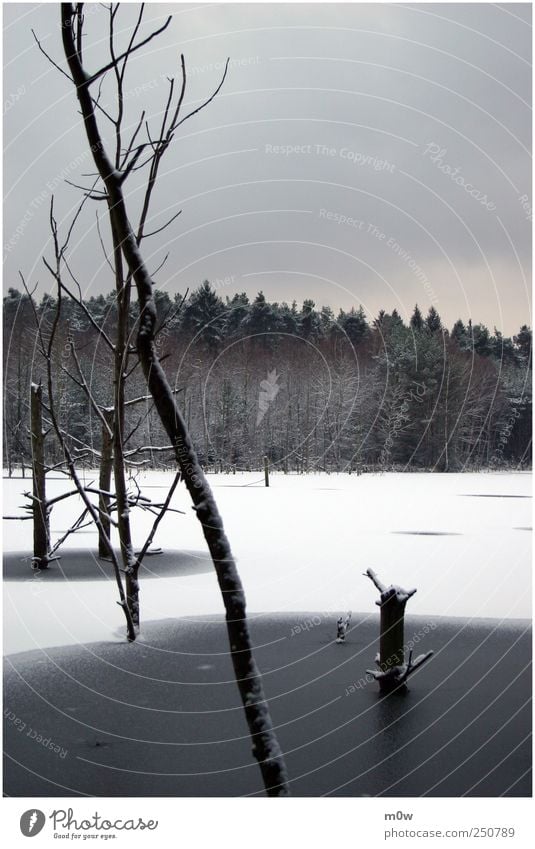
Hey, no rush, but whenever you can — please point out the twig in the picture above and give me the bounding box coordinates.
[134,471,181,566]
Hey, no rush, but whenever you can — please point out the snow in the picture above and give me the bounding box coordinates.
[3,470,531,654]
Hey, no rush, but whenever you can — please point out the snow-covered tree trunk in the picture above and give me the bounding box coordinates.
[30,382,49,568]
[60,3,289,796]
[109,212,139,629]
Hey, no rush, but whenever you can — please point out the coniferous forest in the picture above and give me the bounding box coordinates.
[3,283,531,475]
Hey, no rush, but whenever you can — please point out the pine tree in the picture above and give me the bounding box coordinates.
[319,305,335,336]
[410,304,424,331]
[451,318,467,347]
[514,325,532,363]
[471,323,491,357]
[180,280,225,349]
[225,292,250,337]
[278,301,298,334]
[341,306,368,344]
[425,306,442,334]
[299,299,322,340]
[245,291,280,335]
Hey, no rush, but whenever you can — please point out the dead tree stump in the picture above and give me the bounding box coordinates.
[365,567,433,693]
[30,382,50,568]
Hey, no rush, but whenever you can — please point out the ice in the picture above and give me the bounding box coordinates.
[3,469,531,654]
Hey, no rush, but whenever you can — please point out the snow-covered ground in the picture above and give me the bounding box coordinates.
[3,470,531,654]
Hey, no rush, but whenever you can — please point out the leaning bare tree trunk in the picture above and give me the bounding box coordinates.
[365,568,433,693]
[98,409,113,558]
[30,382,49,568]
[61,3,289,796]
[109,213,139,628]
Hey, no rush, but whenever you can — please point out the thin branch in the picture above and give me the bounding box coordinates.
[124,444,175,455]
[95,210,115,274]
[124,386,183,408]
[19,273,48,359]
[119,143,146,183]
[150,251,169,278]
[32,29,74,83]
[64,177,109,198]
[51,272,115,351]
[156,291,188,335]
[61,186,94,254]
[69,337,114,436]
[123,405,154,444]
[172,59,229,132]
[135,471,181,566]
[85,15,172,85]
[142,208,182,239]
[3,515,33,521]
[120,109,146,168]
[76,4,84,62]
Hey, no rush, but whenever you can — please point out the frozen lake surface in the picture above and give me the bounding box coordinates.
[3,470,532,654]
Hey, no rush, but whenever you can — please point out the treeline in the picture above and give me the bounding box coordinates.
[3,283,532,474]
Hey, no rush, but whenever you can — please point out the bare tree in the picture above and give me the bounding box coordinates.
[30,381,50,567]
[46,1,290,796]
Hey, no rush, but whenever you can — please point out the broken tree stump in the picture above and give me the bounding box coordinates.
[365,567,433,693]
[30,382,50,568]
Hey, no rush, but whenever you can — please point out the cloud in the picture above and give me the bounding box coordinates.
[3,2,531,334]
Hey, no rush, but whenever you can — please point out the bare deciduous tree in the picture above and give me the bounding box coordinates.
[48,1,290,796]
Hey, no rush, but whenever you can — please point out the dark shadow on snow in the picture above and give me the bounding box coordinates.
[460,494,531,499]
[3,548,213,582]
[391,531,462,536]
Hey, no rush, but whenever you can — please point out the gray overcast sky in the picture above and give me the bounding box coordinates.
[3,2,532,334]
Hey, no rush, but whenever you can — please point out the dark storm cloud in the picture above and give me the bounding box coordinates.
[3,2,531,333]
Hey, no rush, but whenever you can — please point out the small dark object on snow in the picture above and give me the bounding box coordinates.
[336,611,351,643]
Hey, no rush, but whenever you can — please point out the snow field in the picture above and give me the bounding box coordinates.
[3,470,531,654]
